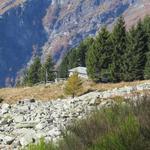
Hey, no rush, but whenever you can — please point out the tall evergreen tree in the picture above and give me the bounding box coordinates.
[96,27,112,81]
[68,48,78,69]
[134,20,149,80]
[143,16,150,50]
[58,56,69,78]
[110,17,127,82]
[41,55,55,83]
[124,21,148,81]
[123,27,139,81]
[144,52,150,79]
[86,42,99,81]
[58,37,94,78]
[86,27,112,81]
[77,37,94,67]
[27,57,42,85]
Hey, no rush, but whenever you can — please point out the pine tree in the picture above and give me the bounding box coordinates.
[96,27,112,81]
[143,16,150,50]
[77,37,94,67]
[68,49,78,69]
[110,17,127,82]
[86,27,112,81]
[58,56,69,78]
[41,55,55,83]
[27,57,42,86]
[134,21,148,80]
[58,37,94,78]
[64,73,83,98]
[86,42,100,81]
[123,27,138,81]
[144,52,150,79]
[124,21,148,81]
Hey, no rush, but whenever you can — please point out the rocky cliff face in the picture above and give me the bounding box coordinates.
[0,0,150,87]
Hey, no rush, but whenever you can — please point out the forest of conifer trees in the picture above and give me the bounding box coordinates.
[59,16,150,83]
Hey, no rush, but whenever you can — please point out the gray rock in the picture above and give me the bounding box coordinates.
[0,134,15,145]
[13,115,24,123]
[19,130,36,146]
[1,103,10,114]
[35,123,47,130]
[15,121,37,129]
[47,127,61,138]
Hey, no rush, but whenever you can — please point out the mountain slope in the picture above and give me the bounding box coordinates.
[124,0,150,28]
[0,0,26,15]
[42,0,130,62]
[0,0,50,86]
[0,0,150,87]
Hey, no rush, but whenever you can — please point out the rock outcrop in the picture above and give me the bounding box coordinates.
[0,83,150,149]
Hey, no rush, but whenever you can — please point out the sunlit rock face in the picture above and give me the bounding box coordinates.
[0,0,150,87]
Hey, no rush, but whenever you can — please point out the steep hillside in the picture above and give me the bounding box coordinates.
[124,0,150,28]
[0,0,150,87]
[0,0,26,15]
[0,0,50,86]
[42,0,131,62]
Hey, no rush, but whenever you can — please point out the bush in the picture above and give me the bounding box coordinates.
[26,138,57,150]
[111,96,125,104]
[91,115,142,150]
[132,96,150,144]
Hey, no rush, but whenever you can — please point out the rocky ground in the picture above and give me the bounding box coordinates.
[0,83,150,149]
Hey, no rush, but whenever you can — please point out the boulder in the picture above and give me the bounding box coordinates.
[35,123,47,130]
[13,115,24,123]
[19,130,36,146]
[0,134,15,145]
[1,103,10,114]
[15,121,37,129]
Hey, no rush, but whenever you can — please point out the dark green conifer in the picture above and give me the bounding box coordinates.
[124,21,148,81]
[58,56,69,78]
[123,27,138,81]
[144,52,150,79]
[77,37,94,67]
[86,27,111,81]
[27,57,42,86]
[41,55,55,83]
[110,17,126,82]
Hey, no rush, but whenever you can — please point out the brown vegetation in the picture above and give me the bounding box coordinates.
[0,80,150,104]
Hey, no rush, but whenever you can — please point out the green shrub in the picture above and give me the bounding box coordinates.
[132,96,150,145]
[26,138,57,150]
[111,96,125,104]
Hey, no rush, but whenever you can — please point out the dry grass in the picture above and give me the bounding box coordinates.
[82,80,150,93]
[0,80,150,104]
[0,83,65,104]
